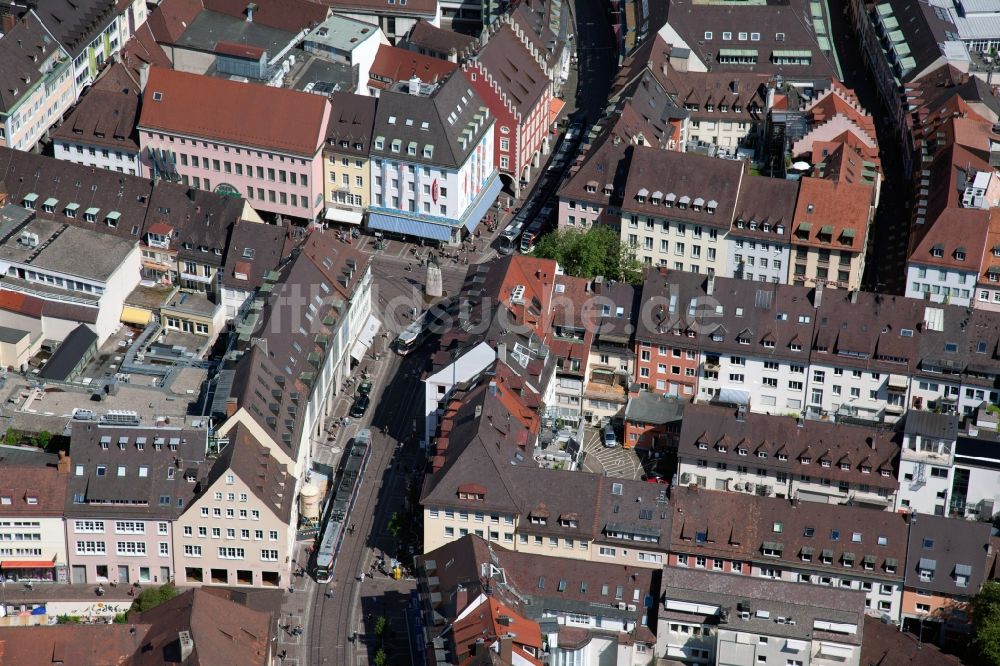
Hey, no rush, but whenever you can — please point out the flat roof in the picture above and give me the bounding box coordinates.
[0,220,137,282]
[162,290,221,317]
[125,284,177,311]
[305,14,380,52]
[176,10,295,58]
[0,326,29,344]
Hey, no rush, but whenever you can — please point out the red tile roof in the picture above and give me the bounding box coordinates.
[215,41,266,58]
[369,44,457,89]
[0,290,44,318]
[138,68,330,156]
[791,177,872,252]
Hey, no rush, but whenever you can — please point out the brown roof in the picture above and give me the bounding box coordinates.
[120,24,173,78]
[671,486,909,580]
[51,62,141,153]
[130,588,272,666]
[790,177,872,253]
[731,175,799,237]
[138,68,330,156]
[909,207,990,272]
[404,20,477,57]
[679,404,900,489]
[220,220,296,290]
[369,44,457,88]
[147,0,203,44]
[0,462,68,516]
[204,0,327,33]
[904,513,992,596]
[620,144,745,230]
[0,624,150,666]
[860,615,963,666]
[473,24,549,118]
[0,290,44,318]
[325,91,378,156]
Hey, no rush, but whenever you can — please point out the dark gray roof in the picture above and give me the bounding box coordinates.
[476,24,549,118]
[0,326,29,344]
[220,220,295,291]
[326,92,378,156]
[624,392,685,425]
[371,71,491,169]
[34,0,120,57]
[903,410,959,440]
[38,324,97,381]
[51,62,141,153]
[0,13,62,114]
[144,182,245,265]
[66,423,211,518]
[175,9,296,56]
[904,513,992,596]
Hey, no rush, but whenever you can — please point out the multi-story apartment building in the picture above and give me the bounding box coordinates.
[556,130,631,232]
[34,0,138,91]
[219,220,294,319]
[583,279,637,426]
[172,424,294,588]
[545,273,593,426]
[0,449,70,584]
[421,372,672,568]
[725,178,797,283]
[214,231,373,518]
[302,14,387,95]
[65,424,211,585]
[901,513,993,644]
[632,270,702,398]
[417,536,659,666]
[621,146,742,274]
[461,23,552,195]
[657,567,867,666]
[896,406,1000,520]
[322,0,440,43]
[789,177,873,291]
[52,62,142,176]
[668,486,909,622]
[322,92,377,226]
[806,288,924,422]
[368,72,500,244]
[0,13,76,152]
[0,208,141,345]
[138,67,331,221]
[677,404,900,509]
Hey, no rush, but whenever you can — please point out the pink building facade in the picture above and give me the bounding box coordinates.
[140,132,327,221]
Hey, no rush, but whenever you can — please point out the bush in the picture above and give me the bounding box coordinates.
[131,583,178,613]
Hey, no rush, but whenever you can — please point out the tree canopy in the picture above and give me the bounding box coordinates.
[131,583,179,614]
[532,226,642,283]
[974,580,1000,666]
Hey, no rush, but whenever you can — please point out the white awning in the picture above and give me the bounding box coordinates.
[324,207,364,225]
[888,373,908,389]
[817,642,854,659]
[349,313,381,362]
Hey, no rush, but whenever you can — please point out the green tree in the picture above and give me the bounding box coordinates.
[374,615,388,638]
[131,583,179,613]
[35,431,52,449]
[973,580,1000,666]
[3,429,19,445]
[374,648,388,666]
[387,511,405,539]
[532,227,642,284]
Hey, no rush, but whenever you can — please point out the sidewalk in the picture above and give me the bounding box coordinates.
[0,582,134,604]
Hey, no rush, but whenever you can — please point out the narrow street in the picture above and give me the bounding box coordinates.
[827,0,911,294]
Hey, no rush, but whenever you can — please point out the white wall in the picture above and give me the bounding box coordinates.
[698,354,808,414]
[724,234,790,283]
[423,341,496,441]
[53,140,142,177]
[906,263,976,307]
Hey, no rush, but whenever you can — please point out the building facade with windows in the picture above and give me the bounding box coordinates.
[0,13,76,152]
[172,424,294,588]
[64,424,210,586]
[138,68,331,221]
[368,72,500,244]
[0,451,70,584]
[322,93,377,225]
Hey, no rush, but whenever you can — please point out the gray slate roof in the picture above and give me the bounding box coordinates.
[0,13,62,114]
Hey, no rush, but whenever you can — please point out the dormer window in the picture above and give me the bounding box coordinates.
[717,445,728,453]
[738,448,748,456]
[840,463,850,471]
[931,245,944,258]
[955,249,966,261]
[801,456,811,465]
[777,453,788,461]
[860,465,871,474]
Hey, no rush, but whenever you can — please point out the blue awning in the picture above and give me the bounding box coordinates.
[368,213,452,242]
[462,176,502,233]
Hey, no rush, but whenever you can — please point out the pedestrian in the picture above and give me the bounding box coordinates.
[325,589,333,599]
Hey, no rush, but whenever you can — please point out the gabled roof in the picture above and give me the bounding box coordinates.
[791,177,872,253]
[474,24,549,119]
[904,513,992,595]
[860,615,964,666]
[0,12,64,114]
[33,0,120,57]
[130,588,272,666]
[138,68,330,156]
[220,220,296,290]
[326,92,378,155]
[403,19,477,58]
[369,43,457,89]
[0,623,151,666]
[52,62,141,152]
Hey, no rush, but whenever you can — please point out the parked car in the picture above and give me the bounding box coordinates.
[357,380,373,397]
[602,425,618,448]
[349,394,370,418]
[642,473,668,484]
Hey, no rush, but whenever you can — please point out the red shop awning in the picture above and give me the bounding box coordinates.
[1,560,54,569]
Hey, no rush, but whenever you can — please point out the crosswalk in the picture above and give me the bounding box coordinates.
[580,427,643,479]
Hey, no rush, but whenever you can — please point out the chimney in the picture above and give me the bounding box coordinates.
[849,290,859,304]
[497,342,506,363]
[57,451,70,474]
[706,274,716,296]
[245,2,256,21]
[178,631,194,661]
[409,75,422,95]
[226,397,239,419]
[138,62,149,92]
[500,635,513,662]
[813,282,823,309]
